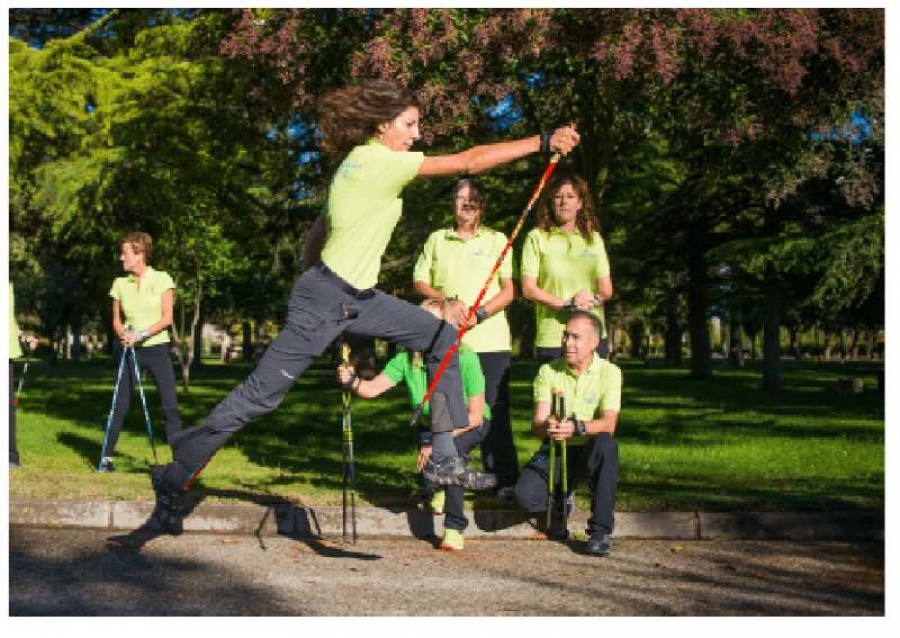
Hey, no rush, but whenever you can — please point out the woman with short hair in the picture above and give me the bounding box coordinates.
[102,231,182,472]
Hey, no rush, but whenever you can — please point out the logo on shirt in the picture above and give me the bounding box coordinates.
[583,393,599,406]
[336,161,362,181]
[579,248,596,261]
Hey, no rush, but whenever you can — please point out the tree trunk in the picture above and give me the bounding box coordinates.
[849,329,860,360]
[664,293,682,366]
[171,275,203,393]
[71,310,82,362]
[628,319,645,359]
[728,312,744,368]
[191,302,204,370]
[814,323,821,362]
[242,320,253,361]
[170,319,188,392]
[220,331,231,363]
[687,284,712,379]
[686,239,712,379]
[762,207,782,392]
[50,326,60,364]
[64,324,73,360]
[789,325,802,361]
[762,283,782,390]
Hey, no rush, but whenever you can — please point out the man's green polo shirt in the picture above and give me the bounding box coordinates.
[382,347,491,421]
[520,227,611,347]
[533,353,622,445]
[321,139,425,290]
[9,282,22,359]
[109,267,175,348]
[413,226,512,352]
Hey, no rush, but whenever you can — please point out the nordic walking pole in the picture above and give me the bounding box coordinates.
[15,359,29,401]
[13,353,30,407]
[99,347,129,469]
[340,340,358,544]
[559,392,568,535]
[546,391,559,533]
[411,152,562,428]
[128,339,158,465]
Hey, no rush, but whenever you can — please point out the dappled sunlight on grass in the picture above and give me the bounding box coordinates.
[11,356,883,511]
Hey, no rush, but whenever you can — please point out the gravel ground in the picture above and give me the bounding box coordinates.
[9,526,884,616]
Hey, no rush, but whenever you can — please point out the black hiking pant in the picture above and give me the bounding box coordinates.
[161,262,468,491]
[514,433,619,536]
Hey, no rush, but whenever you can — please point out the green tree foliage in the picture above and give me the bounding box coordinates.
[9,10,300,382]
[10,8,883,391]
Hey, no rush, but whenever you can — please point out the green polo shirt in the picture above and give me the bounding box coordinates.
[321,139,425,290]
[413,226,512,353]
[534,353,622,445]
[382,347,491,421]
[109,267,175,348]
[9,282,22,359]
[520,227,611,346]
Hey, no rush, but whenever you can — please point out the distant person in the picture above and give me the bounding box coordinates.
[102,232,182,472]
[514,311,622,556]
[337,299,491,551]
[9,281,37,468]
[521,173,613,360]
[413,178,518,498]
[147,79,578,533]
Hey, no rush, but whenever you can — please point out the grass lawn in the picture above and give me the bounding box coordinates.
[9,355,884,512]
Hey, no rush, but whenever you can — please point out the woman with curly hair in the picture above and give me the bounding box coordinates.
[148,79,579,532]
[521,173,613,361]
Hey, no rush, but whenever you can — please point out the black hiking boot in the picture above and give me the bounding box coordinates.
[457,465,498,491]
[150,465,185,535]
[585,532,612,557]
[423,455,497,490]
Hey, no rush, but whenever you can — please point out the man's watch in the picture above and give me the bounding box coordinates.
[137,329,151,342]
[474,305,487,324]
[573,419,587,436]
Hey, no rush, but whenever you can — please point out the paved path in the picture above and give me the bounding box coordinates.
[9,527,884,616]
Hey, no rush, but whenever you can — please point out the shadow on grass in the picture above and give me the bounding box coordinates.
[619,470,883,512]
[57,431,158,472]
[21,356,885,513]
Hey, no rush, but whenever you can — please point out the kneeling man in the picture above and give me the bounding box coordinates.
[514,310,622,556]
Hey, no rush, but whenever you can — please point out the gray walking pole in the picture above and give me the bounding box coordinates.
[99,348,129,469]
